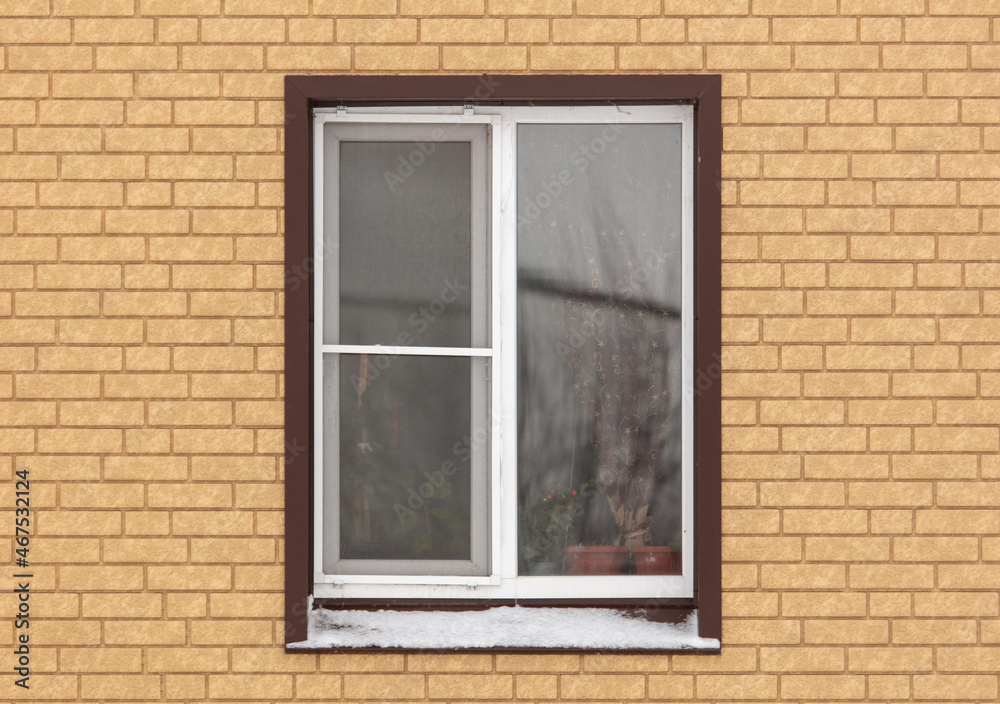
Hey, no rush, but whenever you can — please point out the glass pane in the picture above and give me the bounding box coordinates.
[516,123,684,577]
[329,140,473,347]
[324,353,474,567]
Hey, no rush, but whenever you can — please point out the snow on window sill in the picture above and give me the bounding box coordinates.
[286,600,720,651]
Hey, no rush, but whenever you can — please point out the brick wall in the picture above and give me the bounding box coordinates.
[2,0,999,699]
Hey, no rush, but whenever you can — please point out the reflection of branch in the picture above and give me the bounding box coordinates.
[517,269,680,318]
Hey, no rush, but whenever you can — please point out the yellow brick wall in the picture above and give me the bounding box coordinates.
[1,0,999,698]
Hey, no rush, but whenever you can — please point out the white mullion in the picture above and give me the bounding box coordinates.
[317,112,494,125]
[498,114,519,581]
[321,344,492,357]
[680,107,696,596]
[488,114,503,580]
[313,115,328,578]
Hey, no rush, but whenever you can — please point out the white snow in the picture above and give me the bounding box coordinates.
[288,600,720,650]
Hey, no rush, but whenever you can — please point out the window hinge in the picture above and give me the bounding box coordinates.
[484,359,491,381]
[336,104,347,118]
[464,104,474,116]
[332,580,344,589]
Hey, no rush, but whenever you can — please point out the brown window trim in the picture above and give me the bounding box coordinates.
[284,74,722,651]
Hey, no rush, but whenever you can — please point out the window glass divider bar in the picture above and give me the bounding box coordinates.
[321,344,493,357]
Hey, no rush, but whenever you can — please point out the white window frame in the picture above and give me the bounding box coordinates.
[312,104,695,602]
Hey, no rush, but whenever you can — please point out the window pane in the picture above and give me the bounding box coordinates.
[329,140,473,347]
[516,124,684,576]
[324,353,476,569]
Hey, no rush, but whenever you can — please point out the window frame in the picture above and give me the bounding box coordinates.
[284,74,722,648]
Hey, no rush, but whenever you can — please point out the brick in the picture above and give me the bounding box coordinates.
[174,101,256,127]
[427,674,513,699]
[617,46,704,70]
[885,45,967,70]
[105,374,188,399]
[723,619,801,644]
[761,564,844,590]
[402,0,484,13]
[137,73,220,99]
[906,16,989,41]
[849,481,933,507]
[17,373,98,398]
[14,291,101,317]
[61,648,143,673]
[148,648,229,673]
[122,430,171,455]
[687,18,767,42]
[753,0,835,12]
[319,653,406,672]
[774,17,855,42]
[105,538,187,563]
[937,647,1000,672]
[782,675,866,699]
[192,374,276,398]
[808,126,891,151]
[105,456,187,481]
[878,180,957,206]
[723,508,780,534]
[782,591,866,617]
[148,565,231,590]
[343,674,425,700]
[636,17,684,42]
[917,508,999,534]
[97,46,177,71]
[751,73,835,98]
[708,46,791,70]
[915,592,998,617]
[9,46,93,70]
[60,401,143,427]
[894,620,978,645]
[809,290,891,315]
[74,18,154,43]
[104,620,187,646]
[559,674,644,699]
[764,154,848,179]
[148,484,232,508]
[503,17,548,42]
[530,45,615,71]
[696,674,777,699]
[879,98,959,124]
[173,264,254,289]
[795,45,878,70]
[850,235,935,261]
[59,320,143,345]
[424,19,508,44]
[804,619,889,644]
[149,401,231,426]
[805,455,888,479]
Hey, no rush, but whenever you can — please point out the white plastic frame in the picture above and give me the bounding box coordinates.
[312,105,695,601]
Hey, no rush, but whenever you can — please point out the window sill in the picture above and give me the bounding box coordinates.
[286,600,720,652]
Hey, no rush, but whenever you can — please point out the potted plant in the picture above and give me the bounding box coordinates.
[521,481,594,574]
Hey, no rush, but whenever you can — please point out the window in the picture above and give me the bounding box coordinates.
[284,75,721,647]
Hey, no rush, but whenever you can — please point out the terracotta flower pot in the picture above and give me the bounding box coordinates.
[630,545,677,575]
[563,546,627,575]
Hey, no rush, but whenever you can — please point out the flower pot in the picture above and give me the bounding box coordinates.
[630,545,677,575]
[563,546,627,575]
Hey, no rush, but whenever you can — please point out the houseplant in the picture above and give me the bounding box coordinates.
[520,480,594,574]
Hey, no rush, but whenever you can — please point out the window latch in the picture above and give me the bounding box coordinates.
[464,104,474,116]
[336,104,347,118]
